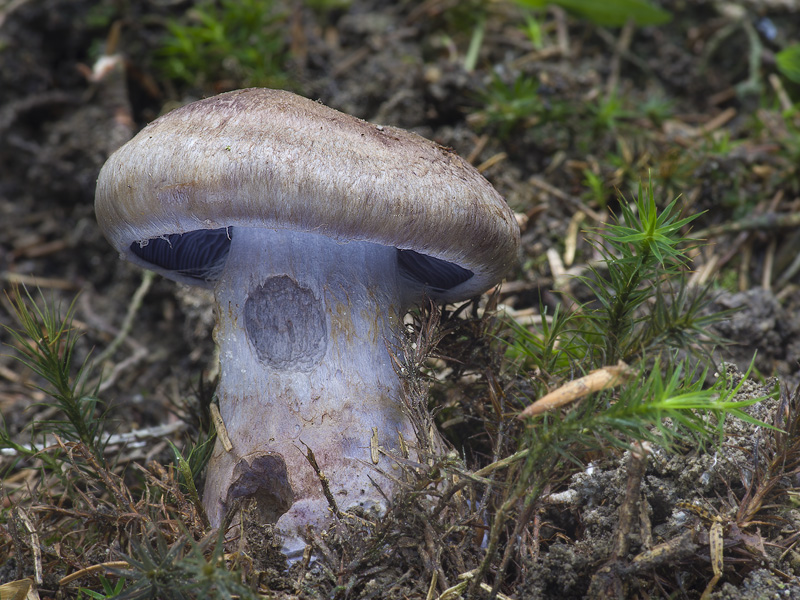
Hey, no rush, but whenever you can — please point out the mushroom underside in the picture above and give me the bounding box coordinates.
[129,227,475,293]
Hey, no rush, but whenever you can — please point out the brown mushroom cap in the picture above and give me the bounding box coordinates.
[95,88,519,300]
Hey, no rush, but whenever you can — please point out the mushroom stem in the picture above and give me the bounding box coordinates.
[203,227,415,557]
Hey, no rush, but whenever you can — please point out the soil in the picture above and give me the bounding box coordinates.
[1,0,800,598]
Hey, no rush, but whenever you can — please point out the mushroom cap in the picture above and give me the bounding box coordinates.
[95,88,519,301]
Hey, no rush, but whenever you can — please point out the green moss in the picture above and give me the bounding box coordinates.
[156,0,291,90]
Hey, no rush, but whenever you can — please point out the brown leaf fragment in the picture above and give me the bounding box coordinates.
[518,361,634,418]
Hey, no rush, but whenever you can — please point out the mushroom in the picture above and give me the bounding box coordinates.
[94,88,519,557]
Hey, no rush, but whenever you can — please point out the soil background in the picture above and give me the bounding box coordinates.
[1,0,800,598]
